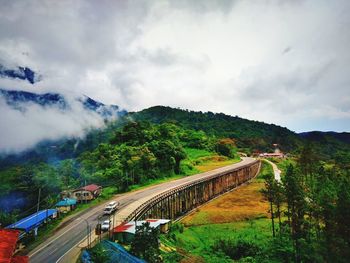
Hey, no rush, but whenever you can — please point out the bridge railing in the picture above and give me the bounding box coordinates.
[125,160,261,222]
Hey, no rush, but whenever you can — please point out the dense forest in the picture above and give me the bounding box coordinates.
[256,147,350,262]
[0,119,238,225]
[1,106,349,242]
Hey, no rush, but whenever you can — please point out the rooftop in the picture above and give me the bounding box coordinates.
[0,229,28,263]
[74,184,101,193]
[6,209,57,233]
[55,198,77,207]
[114,219,170,235]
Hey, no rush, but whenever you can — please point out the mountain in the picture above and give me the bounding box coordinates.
[0,64,40,84]
[299,131,350,158]
[131,106,303,153]
[299,131,350,144]
[1,104,349,169]
[0,88,127,118]
[0,89,127,167]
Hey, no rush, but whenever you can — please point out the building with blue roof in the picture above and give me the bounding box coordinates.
[81,240,145,263]
[7,209,57,235]
[55,198,77,213]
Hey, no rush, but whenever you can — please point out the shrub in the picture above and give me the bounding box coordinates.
[212,238,260,260]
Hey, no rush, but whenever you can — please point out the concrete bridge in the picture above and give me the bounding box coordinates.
[124,159,261,222]
[29,157,260,263]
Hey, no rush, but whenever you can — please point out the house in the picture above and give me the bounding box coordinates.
[55,198,77,213]
[259,152,285,158]
[72,184,102,202]
[6,209,58,236]
[0,229,28,263]
[113,219,170,244]
[259,148,285,158]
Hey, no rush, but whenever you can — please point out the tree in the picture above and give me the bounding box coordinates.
[261,171,276,237]
[58,159,78,189]
[130,222,161,263]
[215,138,237,158]
[282,164,306,262]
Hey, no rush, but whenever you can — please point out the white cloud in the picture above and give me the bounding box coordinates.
[0,0,349,154]
[0,96,108,153]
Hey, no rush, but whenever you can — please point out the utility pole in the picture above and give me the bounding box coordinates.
[34,188,41,238]
[84,180,87,204]
[36,188,41,213]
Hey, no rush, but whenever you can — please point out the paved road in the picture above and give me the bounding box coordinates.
[264,159,282,182]
[29,157,256,263]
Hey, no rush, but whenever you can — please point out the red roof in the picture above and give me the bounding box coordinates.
[114,222,133,233]
[146,219,158,222]
[11,256,28,263]
[0,229,20,263]
[79,184,101,192]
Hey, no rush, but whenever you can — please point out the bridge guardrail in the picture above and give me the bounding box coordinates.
[125,159,260,222]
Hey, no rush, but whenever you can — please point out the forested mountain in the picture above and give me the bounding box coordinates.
[132,106,350,158]
[132,106,301,153]
[2,105,349,169]
[299,131,350,159]
[1,105,349,223]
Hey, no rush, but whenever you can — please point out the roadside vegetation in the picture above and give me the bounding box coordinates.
[160,161,272,262]
[161,152,350,263]
[0,121,240,227]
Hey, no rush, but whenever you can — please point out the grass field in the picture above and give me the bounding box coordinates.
[161,161,274,263]
[181,148,241,174]
[182,179,268,226]
[162,219,272,263]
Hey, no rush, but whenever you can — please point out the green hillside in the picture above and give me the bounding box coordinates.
[1,105,349,224]
[132,106,302,153]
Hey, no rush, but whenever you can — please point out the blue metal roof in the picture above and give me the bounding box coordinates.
[55,198,77,207]
[81,240,145,263]
[7,209,57,233]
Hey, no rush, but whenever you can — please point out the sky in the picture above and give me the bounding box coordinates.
[0,0,350,152]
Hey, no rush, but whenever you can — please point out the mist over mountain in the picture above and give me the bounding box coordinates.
[0,88,126,153]
[0,64,40,84]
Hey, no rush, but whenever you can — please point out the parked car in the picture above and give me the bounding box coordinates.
[101,220,110,231]
[103,201,118,215]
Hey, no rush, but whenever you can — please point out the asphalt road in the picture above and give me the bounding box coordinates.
[29,157,256,263]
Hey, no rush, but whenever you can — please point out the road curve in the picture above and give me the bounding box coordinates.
[263,159,282,182]
[29,157,257,263]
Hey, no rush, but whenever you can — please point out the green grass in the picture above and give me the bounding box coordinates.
[185,148,215,160]
[275,158,296,174]
[162,219,273,263]
[130,148,239,191]
[161,160,275,262]
[256,160,274,182]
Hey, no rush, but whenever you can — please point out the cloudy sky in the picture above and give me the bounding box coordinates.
[0,0,350,151]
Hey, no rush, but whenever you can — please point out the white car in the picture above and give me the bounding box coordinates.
[103,201,118,215]
[101,220,110,231]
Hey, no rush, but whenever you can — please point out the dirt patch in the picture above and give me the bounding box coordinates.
[195,160,237,172]
[180,255,206,263]
[182,179,268,226]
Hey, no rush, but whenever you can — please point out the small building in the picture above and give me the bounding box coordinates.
[259,152,285,158]
[0,229,29,263]
[72,184,102,202]
[113,219,170,244]
[55,198,77,213]
[6,209,58,236]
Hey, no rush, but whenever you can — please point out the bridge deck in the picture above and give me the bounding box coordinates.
[29,157,259,263]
